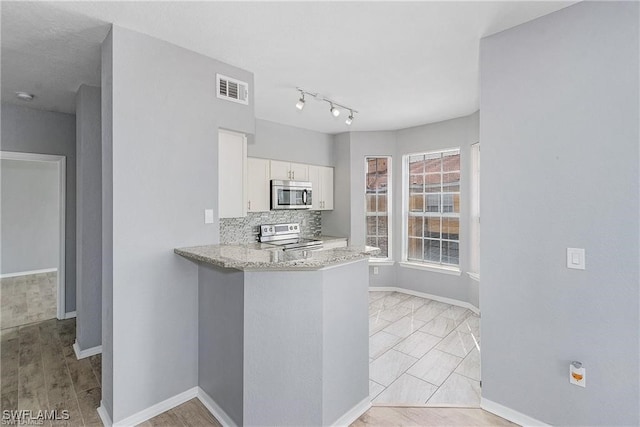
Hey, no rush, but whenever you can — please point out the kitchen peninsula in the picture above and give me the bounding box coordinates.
[175,243,377,426]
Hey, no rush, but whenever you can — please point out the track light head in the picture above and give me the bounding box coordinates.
[295,91,305,110]
[345,112,354,125]
[330,104,340,117]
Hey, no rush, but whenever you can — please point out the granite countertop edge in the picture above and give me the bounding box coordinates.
[174,243,378,272]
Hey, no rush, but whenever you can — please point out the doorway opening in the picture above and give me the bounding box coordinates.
[1,151,67,328]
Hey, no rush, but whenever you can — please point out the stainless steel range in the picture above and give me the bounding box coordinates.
[259,223,323,251]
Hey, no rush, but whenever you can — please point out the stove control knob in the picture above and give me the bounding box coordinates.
[269,227,273,232]
[289,226,293,230]
[294,225,298,230]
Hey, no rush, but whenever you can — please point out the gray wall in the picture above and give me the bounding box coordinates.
[75,84,102,351]
[1,159,59,274]
[101,28,114,419]
[480,2,638,425]
[321,260,369,424]
[104,25,255,422]
[1,103,77,311]
[326,115,479,307]
[249,119,334,166]
[199,265,244,426]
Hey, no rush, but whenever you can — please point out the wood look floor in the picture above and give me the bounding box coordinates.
[137,399,222,427]
[0,318,102,426]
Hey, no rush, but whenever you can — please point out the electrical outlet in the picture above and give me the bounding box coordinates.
[570,362,586,387]
[373,267,379,275]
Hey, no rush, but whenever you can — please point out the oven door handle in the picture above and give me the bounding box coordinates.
[302,189,308,205]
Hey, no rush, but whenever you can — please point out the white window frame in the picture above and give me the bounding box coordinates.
[401,148,461,273]
[365,156,393,262]
[469,142,480,281]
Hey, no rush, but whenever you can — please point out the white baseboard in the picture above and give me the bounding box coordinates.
[64,311,77,319]
[97,403,112,427]
[196,387,237,427]
[98,386,365,427]
[331,397,371,426]
[481,398,550,426]
[371,286,480,315]
[0,268,57,279]
[73,340,102,360]
[112,387,198,426]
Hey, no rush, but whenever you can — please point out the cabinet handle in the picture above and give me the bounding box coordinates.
[292,171,295,180]
[248,201,251,210]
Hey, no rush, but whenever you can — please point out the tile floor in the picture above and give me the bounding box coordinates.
[1,272,57,329]
[369,291,481,406]
[0,318,102,426]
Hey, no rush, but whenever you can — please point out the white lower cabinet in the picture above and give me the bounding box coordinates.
[247,158,271,212]
[309,165,334,210]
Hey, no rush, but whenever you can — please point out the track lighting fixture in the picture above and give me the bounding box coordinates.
[294,87,358,126]
[295,91,305,110]
[345,111,354,125]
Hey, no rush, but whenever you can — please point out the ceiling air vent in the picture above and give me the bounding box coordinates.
[217,74,249,105]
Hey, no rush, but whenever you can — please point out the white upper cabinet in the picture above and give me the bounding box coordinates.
[308,165,322,210]
[219,130,247,218]
[308,165,334,211]
[269,160,290,180]
[247,158,270,212]
[270,160,308,181]
[320,166,334,210]
[289,162,309,181]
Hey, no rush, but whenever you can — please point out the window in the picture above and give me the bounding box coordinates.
[365,157,392,259]
[405,149,460,266]
[470,143,480,278]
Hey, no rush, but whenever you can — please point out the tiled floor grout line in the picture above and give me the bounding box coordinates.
[424,346,469,405]
[369,292,481,407]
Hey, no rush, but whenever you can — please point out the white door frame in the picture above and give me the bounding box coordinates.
[1,151,67,319]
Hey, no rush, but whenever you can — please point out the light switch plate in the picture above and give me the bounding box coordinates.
[567,248,585,270]
[204,209,214,224]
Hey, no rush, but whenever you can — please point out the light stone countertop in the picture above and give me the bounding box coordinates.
[174,243,378,271]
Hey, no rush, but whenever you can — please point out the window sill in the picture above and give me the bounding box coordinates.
[467,272,480,282]
[369,259,395,266]
[398,262,461,276]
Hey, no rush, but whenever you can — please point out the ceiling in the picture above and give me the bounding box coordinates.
[1,1,575,134]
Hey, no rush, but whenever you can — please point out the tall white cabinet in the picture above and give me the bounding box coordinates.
[218,130,247,219]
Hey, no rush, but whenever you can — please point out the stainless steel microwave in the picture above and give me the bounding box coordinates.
[271,180,312,210]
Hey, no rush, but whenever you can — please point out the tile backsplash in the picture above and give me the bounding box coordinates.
[220,211,322,244]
